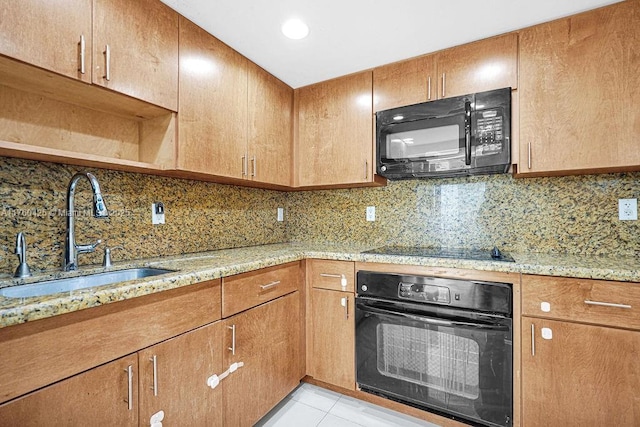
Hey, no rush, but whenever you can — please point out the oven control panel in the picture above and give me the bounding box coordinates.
[398,282,450,304]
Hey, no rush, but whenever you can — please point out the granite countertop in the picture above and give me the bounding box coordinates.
[1,242,639,329]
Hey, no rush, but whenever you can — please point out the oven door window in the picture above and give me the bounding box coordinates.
[356,302,512,427]
[377,323,480,400]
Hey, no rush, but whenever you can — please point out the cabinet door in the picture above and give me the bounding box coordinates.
[518,2,640,175]
[0,0,92,83]
[177,17,248,178]
[248,62,293,186]
[521,317,640,426]
[436,33,518,99]
[0,354,137,426]
[223,292,301,426]
[93,0,179,111]
[310,288,355,390]
[373,55,436,111]
[138,322,223,427]
[296,71,373,187]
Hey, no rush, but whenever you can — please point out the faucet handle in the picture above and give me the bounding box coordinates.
[76,239,102,254]
[103,245,124,268]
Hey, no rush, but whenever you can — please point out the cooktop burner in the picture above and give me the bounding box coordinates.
[363,246,515,262]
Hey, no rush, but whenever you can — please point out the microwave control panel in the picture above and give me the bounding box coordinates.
[475,109,504,156]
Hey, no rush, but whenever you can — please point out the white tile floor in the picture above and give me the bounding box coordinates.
[255,383,441,427]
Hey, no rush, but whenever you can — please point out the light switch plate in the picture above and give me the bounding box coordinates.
[277,207,284,222]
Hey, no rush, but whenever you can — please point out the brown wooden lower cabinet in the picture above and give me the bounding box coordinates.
[138,321,224,426]
[222,291,301,426]
[310,288,355,390]
[0,354,138,426]
[0,293,301,427]
[521,316,640,426]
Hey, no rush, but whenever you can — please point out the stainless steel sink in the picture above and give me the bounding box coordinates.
[0,268,176,299]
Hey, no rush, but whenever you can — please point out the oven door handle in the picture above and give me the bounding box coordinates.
[358,302,510,332]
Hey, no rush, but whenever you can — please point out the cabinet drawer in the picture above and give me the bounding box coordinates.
[308,260,355,292]
[222,261,300,317]
[522,275,640,330]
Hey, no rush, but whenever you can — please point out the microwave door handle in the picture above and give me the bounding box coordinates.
[464,101,472,165]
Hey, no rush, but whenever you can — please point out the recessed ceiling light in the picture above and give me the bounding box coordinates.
[281,18,309,40]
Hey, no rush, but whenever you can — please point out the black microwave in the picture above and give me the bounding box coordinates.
[376,87,511,179]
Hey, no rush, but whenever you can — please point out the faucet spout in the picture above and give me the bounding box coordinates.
[63,172,109,271]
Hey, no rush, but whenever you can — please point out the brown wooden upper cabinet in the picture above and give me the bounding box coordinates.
[247,62,293,187]
[177,18,248,180]
[0,0,178,111]
[0,0,93,83]
[296,71,374,187]
[518,1,640,176]
[93,0,179,111]
[373,33,518,111]
[178,18,292,186]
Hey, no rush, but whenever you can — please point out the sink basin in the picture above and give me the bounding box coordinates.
[0,268,176,299]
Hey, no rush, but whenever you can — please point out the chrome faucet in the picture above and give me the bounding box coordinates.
[63,172,109,271]
[14,232,33,278]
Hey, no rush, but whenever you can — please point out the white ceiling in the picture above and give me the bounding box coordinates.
[160,0,623,89]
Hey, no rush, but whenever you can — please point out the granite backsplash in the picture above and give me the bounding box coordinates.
[286,173,640,257]
[0,157,288,273]
[1,156,638,275]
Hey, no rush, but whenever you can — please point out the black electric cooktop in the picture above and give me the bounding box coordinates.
[363,245,515,262]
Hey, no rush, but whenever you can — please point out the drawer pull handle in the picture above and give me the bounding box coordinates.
[584,300,631,309]
[259,280,280,290]
[320,273,348,289]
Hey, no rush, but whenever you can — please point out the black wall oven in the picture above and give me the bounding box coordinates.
[356,271,513,427]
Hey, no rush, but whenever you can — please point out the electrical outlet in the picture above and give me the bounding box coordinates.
[277,207,284,222]
[618,198,637,221]
[152,202,165,225]
[366,206,376,222]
